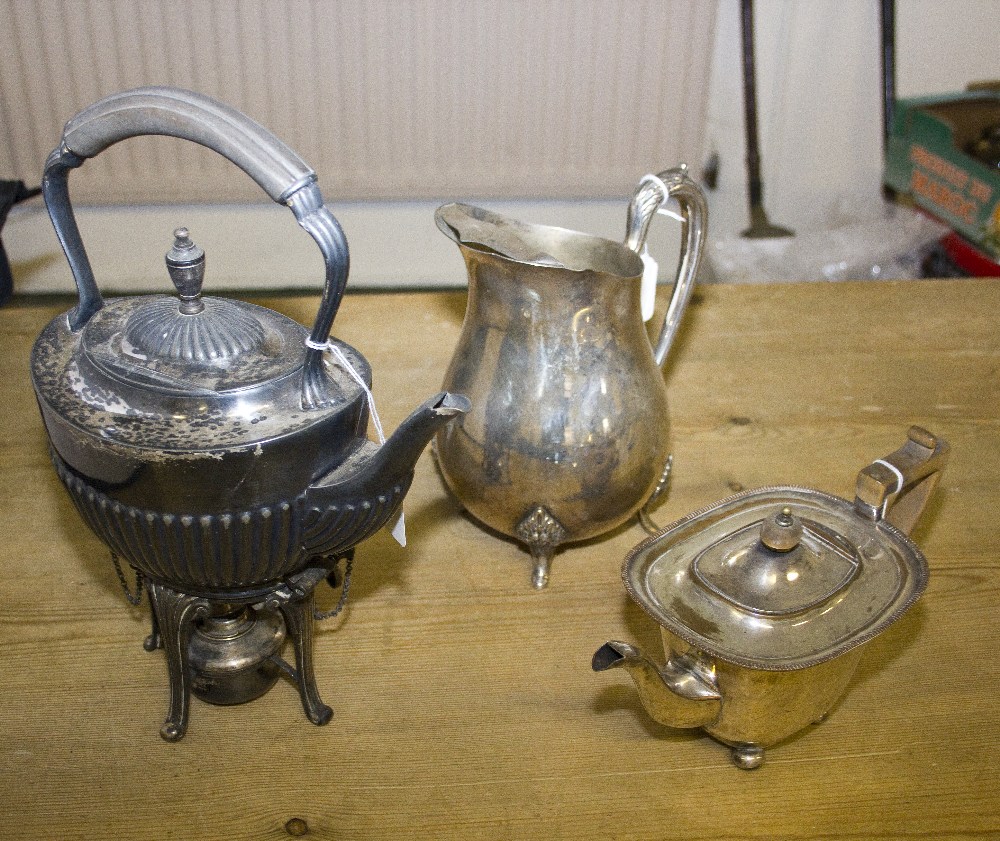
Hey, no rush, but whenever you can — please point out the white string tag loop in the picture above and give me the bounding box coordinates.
[306,338,406,546]
[636,174,683,323]
[872,458,905,520]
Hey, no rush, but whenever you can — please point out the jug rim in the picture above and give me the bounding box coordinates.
[435,202,644,279]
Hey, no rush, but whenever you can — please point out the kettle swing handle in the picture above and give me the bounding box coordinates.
[42,86,348,409]
[624,166,707,534]
[623,165,707,369]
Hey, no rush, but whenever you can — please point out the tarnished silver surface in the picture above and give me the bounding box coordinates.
[594,427,949,768]
[32,87,468,591]
[29,87,469,740]
[435,167,706,587]
[187,606,287,706]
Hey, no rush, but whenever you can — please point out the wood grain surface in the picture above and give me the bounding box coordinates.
[1,279,997,840]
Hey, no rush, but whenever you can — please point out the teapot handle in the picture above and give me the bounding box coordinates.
[623,165,707,368]
[42,86,348,409]
[853,426,950,535]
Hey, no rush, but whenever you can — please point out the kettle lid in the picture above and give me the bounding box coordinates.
[81,228,307,394]
[32,227,368,455]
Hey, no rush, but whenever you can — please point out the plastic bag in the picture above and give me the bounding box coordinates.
[707,199,948,283]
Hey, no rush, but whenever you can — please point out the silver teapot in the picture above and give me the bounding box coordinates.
[593,428,948,768]
[30,87,468,739]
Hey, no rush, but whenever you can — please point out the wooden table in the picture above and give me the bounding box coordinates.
[1,279,998,840]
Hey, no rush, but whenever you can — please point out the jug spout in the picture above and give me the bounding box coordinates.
[592,641,722,730]
[435,203,567,268]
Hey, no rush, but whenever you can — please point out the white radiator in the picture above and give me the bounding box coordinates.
[1,0,717,204]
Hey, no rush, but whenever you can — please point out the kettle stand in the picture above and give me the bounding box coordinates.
[138,558,347,742]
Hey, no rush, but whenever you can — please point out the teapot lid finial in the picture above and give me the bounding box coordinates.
[759,506,803,552]
[117,225,270,366]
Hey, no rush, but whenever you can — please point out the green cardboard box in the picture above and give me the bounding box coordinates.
[884,91,1000,258]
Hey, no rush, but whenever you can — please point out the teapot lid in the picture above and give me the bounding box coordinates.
[622,486,929,671]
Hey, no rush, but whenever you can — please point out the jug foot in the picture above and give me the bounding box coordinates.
[515,505,566,590]
[531,553,552,590]
[731,744,765,770]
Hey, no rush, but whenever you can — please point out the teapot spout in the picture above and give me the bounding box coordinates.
[592,641,722,730]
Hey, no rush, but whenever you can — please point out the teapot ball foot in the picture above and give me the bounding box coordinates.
[732,745,765,770]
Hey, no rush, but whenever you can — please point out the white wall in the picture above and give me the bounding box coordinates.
[704,0,1000,240]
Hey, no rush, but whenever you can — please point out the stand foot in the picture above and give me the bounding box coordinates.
[160,722,185,742]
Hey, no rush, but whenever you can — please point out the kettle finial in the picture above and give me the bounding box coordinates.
[166,227,206,314]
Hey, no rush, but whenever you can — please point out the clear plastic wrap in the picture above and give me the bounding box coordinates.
[708,200,948,283]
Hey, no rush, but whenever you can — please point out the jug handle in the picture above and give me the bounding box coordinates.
[853,426,950,535]
[41,86,348,409]
[623,165,707,368]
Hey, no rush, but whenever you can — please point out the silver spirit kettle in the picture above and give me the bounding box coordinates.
[30,87,468,740]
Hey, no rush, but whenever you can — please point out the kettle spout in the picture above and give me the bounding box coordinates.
[308,391,470,502]
[372,391,472,491]
[593,641,722,730]
[300,392,469,556]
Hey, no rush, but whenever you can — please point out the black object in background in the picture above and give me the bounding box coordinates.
[739,0,794,239]
[0,180,42,306]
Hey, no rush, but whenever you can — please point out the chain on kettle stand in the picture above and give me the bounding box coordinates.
[313,554,354,621]
[110,552,144,606]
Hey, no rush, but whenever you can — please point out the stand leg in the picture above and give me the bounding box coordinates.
[145,580,210,742]
[143,601,162,652]
[279,592,333,726]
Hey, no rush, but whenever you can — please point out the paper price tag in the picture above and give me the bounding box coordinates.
[390,510,407,547]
